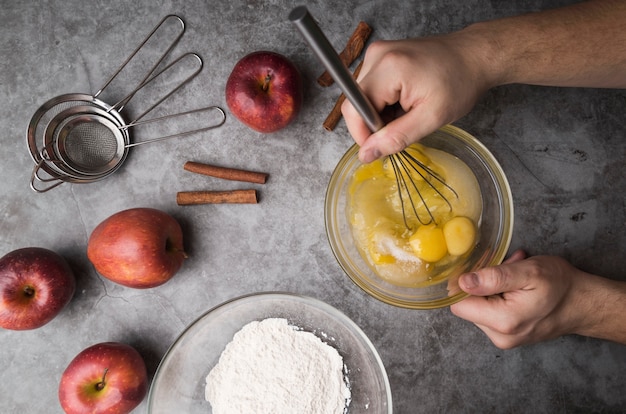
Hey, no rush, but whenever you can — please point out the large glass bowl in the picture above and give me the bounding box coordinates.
[325,125,513,309]
[147,292,392,413]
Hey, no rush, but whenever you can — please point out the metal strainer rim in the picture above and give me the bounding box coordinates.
[28,95,129,182]
[45,106,129,177]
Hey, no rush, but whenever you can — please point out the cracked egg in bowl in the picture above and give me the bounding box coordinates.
[325,125,514,309]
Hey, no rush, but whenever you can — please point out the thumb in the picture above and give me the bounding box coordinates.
[358,107,440,163]
[458,265,530,297]
[458,250,529,296]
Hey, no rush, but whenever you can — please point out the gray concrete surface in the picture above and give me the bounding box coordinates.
[0,0,624,413]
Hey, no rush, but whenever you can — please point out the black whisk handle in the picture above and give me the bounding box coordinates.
[289,6,384,133]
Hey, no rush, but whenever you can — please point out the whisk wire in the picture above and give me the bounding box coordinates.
[389,154,430,227]
[389,150,459,228]
[388,155,413,229]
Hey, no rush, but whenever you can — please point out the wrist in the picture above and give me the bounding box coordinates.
[455,21,511,91]
[570,273,626,344]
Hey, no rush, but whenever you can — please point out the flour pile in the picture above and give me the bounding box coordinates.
[205,318,351,414]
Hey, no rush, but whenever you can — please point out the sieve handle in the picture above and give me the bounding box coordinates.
[121,106,226,148]
[289,6,384,133]
[30,158,64,193]
[109,53,204,125]
[94,14,185,104]
[111,52,204,125]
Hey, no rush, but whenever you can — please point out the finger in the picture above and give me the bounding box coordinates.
[456,261,533,297]
[503,249,527,264]
[450,294,505,328]
[450,292,527,343]
[357,40,389,77]
[341,99,375,147]
[469,321,525,350]
[451,249,526,324]
[341,42,401,149]
[357,106,443,163]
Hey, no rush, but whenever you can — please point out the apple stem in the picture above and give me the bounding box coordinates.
[95,368,109,392]
[262,73,271,92]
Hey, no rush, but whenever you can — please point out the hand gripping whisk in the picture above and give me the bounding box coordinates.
[290,6,457,228]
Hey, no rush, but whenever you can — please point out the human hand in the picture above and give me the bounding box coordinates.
[450,250,597,349]
[341,34,493,163]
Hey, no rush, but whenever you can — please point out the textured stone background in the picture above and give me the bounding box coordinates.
[0,0,624,413]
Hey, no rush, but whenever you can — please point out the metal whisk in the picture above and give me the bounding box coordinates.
[290,6,457,228]
[387,149,457,228]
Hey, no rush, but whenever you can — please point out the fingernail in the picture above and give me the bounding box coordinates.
[460,272,479,290]
[360,147,382,163]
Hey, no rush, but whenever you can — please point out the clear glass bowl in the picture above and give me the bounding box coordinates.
[148,292,392,413]
[325,125,514,309]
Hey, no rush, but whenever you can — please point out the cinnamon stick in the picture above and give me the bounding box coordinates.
[176,190,258,205]
[184,161,268,184]
[317,21,372,87]
[323,61,364,131]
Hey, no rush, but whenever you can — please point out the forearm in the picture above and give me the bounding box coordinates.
[461,0,626,89]
[572,274,626,344]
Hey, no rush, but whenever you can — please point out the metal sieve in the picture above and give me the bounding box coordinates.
[57,118,123,174]
[43,105,129,177]
[27,15,225,192]
[28,94,127,190]
[43,103,225,178]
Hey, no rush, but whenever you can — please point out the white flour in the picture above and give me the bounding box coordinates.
[205,318,351,414]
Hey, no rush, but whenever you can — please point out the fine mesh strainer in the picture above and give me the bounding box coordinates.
[44,102,225,179]
[60,119,120,173]
[28,94,128,188]
[27,15,226,192]
[43,104,128,177]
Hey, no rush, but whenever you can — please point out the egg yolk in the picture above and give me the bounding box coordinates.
[443,216,476,256]
[409,224,448,262]
[348,143,483,286]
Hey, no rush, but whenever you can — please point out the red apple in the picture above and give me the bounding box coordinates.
[225,50,303,133]
[87,207,187,288]
[58,342,148,414]
[0,247,75,330]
